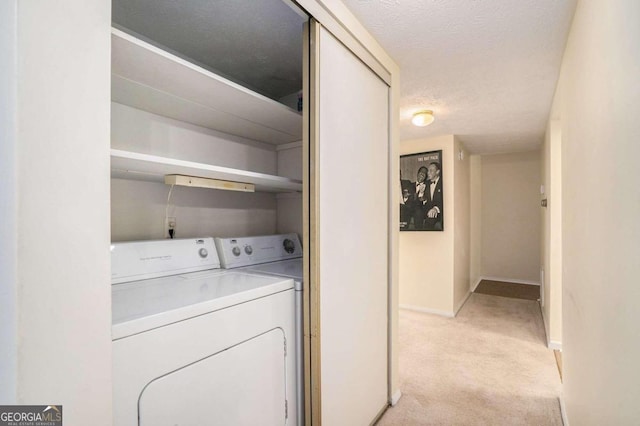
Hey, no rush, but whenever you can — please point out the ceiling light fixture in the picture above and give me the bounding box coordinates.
[411,110,435,127]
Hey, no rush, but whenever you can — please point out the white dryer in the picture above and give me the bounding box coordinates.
[111,237,297,426]
[214,234,304,426]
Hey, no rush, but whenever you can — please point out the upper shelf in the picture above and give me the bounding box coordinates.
[111,149,302,193]
[111,28,302,146]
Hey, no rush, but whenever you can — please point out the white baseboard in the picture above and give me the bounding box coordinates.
[559,397,569,425]
[479,275,540,286]
[454,291,472,316]
[471,277,482,292]
[390,390,402,406]
[399,304,454,318]
[548,340,562,351]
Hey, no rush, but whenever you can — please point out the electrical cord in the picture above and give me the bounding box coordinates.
[165,184,175,239]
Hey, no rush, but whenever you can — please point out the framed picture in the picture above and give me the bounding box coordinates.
[400,150,443,231]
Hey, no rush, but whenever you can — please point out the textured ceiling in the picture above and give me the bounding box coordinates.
[342,0,577,154]
[112,0,306,102]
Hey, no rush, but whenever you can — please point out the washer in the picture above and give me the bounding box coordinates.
[214,234,303,426]
[111,237,296,426]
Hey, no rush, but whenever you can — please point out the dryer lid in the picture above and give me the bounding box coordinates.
[112,270,294,339]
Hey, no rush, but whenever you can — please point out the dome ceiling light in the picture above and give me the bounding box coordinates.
[411,110,435,127]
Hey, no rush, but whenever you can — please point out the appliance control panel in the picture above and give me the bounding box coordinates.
[111,237,220,284]
[214,233,302,268]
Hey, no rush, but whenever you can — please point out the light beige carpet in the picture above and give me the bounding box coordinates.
[378,294,562,425]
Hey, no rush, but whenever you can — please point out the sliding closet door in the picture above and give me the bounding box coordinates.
[309,24,389,425]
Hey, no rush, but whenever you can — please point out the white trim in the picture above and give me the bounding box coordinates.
[454,291,472,316]
[390,390,402,406]
[540,304,551,347]
[540,268,545,307]
[276,141,303,151]
[400,304,454,318]
[539,305,562,350]
[548,340,562,351]
[471,277,482,292]
[559,397,569,426]
[479,276,540,286]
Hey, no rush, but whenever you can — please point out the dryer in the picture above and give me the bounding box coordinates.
[214,234,304,426]
[111,237,296,426]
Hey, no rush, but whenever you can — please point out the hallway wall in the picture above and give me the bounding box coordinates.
[552,0,640,423]
[540,119,563,349]
[400,135,455,314]
[480,151,541,283]
[399,135,470,316]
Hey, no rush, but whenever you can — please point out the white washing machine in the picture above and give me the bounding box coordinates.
[214,234,304,426]
[111,237,297,426]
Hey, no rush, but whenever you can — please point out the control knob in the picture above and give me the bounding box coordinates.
[198,248,208,258]
[232,246,241,257]
[283,238,295,254]
[244,245,253,255]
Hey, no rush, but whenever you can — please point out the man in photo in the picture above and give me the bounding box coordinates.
[410,166,429,229]
[400,170,415,229]
[424,161,443,230]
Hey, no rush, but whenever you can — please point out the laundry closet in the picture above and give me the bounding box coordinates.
[110,0,304,242]
[108,0,397,425]
[4,0,398,423]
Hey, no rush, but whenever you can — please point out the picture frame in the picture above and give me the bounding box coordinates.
[400,150,444,231]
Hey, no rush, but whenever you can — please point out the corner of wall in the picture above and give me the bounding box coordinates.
[469,155,482,292]
[453,137,471,310]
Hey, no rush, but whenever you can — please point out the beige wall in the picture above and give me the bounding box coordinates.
[469,156,483,290]
[541,119,563,348]
[480,151,541,283]
[552,0,640,423]
[400,135,456,315]
[453,137,471,312]
[0,0,18,402]
[3,0,113,422]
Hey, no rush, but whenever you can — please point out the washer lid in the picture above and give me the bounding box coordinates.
[243,259,302,281]
[112,270,293,339]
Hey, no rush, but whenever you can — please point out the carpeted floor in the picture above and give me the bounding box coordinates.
[474,280,540,301]
[378,293,562,425]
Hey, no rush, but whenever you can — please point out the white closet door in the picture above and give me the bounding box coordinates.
[317,27,389,425]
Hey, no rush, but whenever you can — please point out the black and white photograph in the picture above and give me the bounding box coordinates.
[400,150,444,231]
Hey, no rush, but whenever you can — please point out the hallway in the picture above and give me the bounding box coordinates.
[379,294,562,425]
